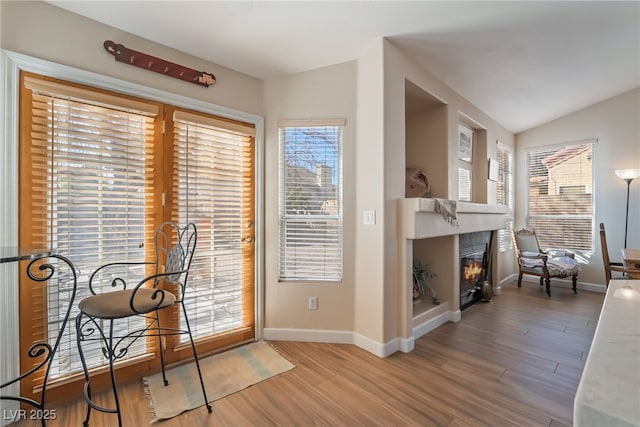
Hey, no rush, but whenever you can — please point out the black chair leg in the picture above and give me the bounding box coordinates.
[76,315,123,426]
[76,314,92,427]
[545,278,551,296]
[572,275,578,294]
[155,310,169,387]
[181,301,212,413]
[517,273,523,287]
[107,320,123,427]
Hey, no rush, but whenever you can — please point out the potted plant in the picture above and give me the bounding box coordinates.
[412,258,440,305]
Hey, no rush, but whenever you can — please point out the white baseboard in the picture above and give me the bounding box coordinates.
[396,337,415,353]
[518,276,607,294]
[353,333,398,358]
[499,274,518,288]
[262,328,413,358]
[412,309,453,340]
[262,327,354,344]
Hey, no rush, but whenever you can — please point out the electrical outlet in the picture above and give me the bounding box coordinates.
[309,296,318,310]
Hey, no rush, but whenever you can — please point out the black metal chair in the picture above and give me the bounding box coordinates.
[75,222,211,426]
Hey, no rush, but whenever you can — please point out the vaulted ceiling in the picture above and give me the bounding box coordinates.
[48,1,640,133]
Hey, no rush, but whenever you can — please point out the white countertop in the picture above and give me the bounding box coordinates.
[574,280,640,427]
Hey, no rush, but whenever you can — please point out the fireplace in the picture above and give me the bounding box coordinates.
[459,231,493,310]
[400,198,507,346]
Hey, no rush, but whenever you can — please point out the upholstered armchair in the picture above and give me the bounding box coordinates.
[513,228,579,296]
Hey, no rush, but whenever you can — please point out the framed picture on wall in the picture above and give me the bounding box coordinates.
[458,124,474,162]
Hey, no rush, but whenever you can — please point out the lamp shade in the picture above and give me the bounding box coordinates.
[614,169,640,180]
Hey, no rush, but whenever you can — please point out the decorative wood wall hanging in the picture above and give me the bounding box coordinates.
[104,40,216,87]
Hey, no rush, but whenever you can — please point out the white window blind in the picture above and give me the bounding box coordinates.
[172,110,255,342]
[25,77,156,378]
[527,142,594,251]
[279,122,344,281]
[496,143,513,252]
[458,166,472,202]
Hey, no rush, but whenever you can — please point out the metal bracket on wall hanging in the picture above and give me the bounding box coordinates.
[104,40,216,87]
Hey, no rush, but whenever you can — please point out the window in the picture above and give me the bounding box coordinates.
[458,166,472,202]
[19,72,256,401]
[279,121,344,281]
[496,143,513,251]
[526,142,594,251]
[458,124,474,201]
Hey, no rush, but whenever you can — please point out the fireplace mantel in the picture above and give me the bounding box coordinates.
[400,198,508,239]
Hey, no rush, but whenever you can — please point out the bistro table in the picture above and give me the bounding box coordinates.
[0,247,77,426]
[621,248,640,279]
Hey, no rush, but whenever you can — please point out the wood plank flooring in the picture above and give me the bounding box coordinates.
[11,281,604,426]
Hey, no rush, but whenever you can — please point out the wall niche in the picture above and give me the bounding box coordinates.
[404,79,448,199]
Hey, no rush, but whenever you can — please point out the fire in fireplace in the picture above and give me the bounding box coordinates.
[459,231,493,310]
[463,260,484,282]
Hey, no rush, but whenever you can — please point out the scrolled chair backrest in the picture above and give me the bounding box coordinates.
[514,228,541,255]
[154,222,197,287]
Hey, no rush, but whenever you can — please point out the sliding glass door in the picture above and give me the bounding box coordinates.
[19,72,256,401]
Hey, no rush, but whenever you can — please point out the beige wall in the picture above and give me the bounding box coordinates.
[353,40,387,347]
[0,1,263,115]
[262,61,357,334]
[515,88,640,287]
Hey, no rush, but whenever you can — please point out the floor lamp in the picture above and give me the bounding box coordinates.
[614,168,640,248]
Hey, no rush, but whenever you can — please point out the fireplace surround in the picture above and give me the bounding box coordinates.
[459,231,493,310]
[398,198,507,351]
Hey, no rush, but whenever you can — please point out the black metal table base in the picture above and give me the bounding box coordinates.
[0,252,78,426]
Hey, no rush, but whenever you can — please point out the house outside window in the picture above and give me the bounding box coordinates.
[278,120,344,282]
[526,142,594,251]
[496,143,513,252]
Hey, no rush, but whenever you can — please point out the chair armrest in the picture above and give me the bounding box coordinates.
[521,251,545,259]
[545,249,575,259]
[609,265,628,273]
[88,261,155,295]
[518,252,549,269]
[128,268,189,314]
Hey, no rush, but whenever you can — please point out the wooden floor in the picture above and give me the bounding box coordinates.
[12,281,604,427]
